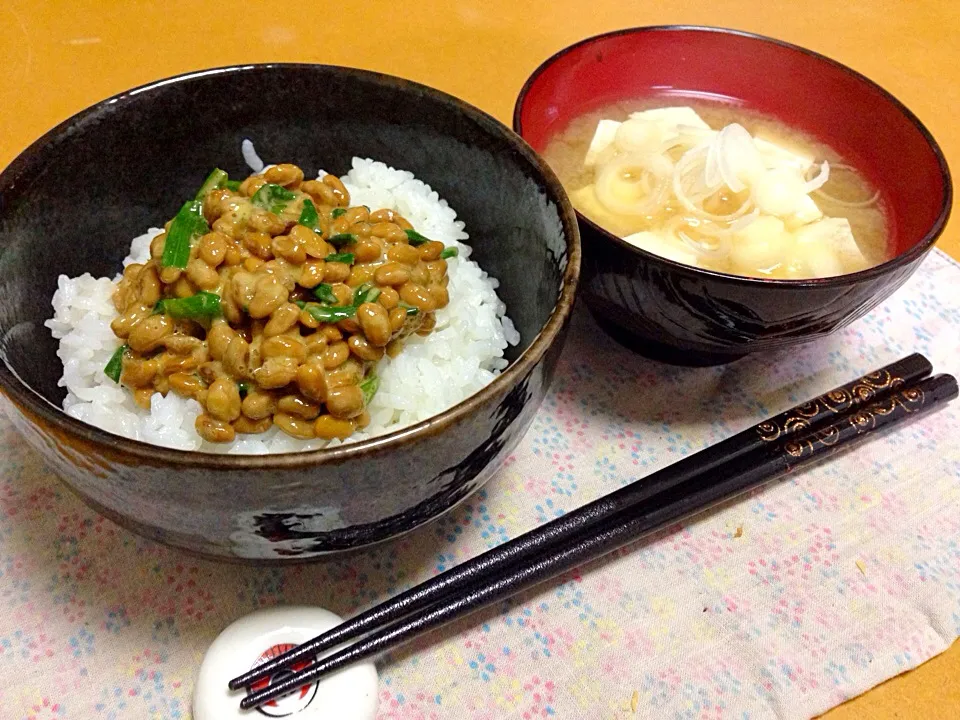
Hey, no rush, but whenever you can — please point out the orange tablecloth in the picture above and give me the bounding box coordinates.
[1,1,957,717]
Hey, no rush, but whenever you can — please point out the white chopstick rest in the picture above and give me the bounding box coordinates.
[194,606,379,720]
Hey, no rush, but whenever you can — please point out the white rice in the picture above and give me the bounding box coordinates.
[45,158,519,453]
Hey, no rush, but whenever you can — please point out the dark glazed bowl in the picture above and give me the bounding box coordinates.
[514,26,951,365]
[0,64,580,562]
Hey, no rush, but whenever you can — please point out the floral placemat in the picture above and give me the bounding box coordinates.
[2,250,959,720]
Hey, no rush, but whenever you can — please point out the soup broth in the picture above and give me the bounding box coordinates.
[543,99,889,279]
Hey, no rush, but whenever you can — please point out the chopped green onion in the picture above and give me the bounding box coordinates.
[298,198,322,232]
[331,208,346,219]
[294,299,306,309]
[440,246,459,259]
[398,301,419,316]
[324,252,355,264]
[328,233,356,248]
[404,229,430,246]
[224,179,242,192]
[155,291,222,319]
[195,168,229,200]
[304,303,357,323]
[238,381,250,398]
[360,373,380,406]
[313,283,338,304]
[251,183,297,214]
[353,283,381,306]
[162,200,208,269]
[104,344,128,383]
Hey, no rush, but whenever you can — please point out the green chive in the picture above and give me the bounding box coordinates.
[195,168,229,200]
[224,179,242,192]
[439,246,459,259]
[324,252,355,264]
[155,291,222,319]
[353,283,381,306]
[251,183,297,214]
[360,373,380,406]
[398,301,419,316]
[294,299,306,309]
[161,200,208,269]
[328,233,356,248]
[313,283,338,304]
[404,229,430,246]
[331,208,346,219]
[304,303,357,323]
[238,381,250,398]
[298,198,321,232]
[104,344,128,383]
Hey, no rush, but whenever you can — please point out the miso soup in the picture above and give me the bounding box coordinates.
[542,100,888,279]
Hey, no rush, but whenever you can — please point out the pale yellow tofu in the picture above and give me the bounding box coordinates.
[793,217,868,275]
[731,216,791,272]
[622,230,699,267]
[784,194,824,230]
[569,185,650,236]
[585,107,712,167]
[754,136,815,172]
[584,119,622,166]
[628,106,711,130]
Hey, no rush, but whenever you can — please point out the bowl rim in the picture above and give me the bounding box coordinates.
[0,62,582,469]
[512,24,952,288]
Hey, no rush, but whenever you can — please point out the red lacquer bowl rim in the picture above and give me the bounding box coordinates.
[513,25,953,289]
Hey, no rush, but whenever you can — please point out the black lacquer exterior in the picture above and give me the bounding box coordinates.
[579,218,926,365]
[0,64,581,561]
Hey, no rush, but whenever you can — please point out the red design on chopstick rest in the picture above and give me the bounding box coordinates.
[249,643,318,717]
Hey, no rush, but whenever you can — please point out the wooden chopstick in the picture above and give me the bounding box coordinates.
[241,371,957,710]
[230,353,933,697]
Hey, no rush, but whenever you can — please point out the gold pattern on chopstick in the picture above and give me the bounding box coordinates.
[783,386,925,458]
[757,369,903,443]
[847,386,925,433]
[783,425,841,458]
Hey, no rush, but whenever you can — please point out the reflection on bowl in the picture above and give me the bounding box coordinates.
[515,26,950,366]
[0,64,580,562]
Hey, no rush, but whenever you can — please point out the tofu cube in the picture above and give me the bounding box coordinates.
[584,119,622,166]
[793,217,868,274]
[622,230,699,267]
[754,136,815,173]
[784,194,824,229]
[628,106,711,131]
